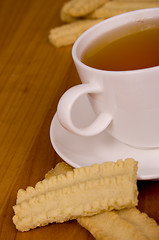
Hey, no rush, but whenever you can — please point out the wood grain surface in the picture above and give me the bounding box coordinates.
[0,0,158,239]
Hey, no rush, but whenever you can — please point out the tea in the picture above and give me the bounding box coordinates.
[82,27,159,71]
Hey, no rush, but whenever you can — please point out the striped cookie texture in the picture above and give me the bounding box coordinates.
[88,1,159,19]
[118,208,159,240]
[46,161,159,240]
[13,159,138,231]
[48,19,102,47]
[17,158,137,204]
[78,208,159,240]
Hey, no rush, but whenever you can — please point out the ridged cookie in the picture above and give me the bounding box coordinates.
[17,158,137,204]
[13,159,138,231]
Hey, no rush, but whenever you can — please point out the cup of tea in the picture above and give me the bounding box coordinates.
[57,8,159,149]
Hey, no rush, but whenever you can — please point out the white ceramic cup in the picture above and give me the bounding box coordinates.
[57,8,159,149]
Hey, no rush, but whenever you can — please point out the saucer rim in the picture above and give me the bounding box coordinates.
[50,113,159,181]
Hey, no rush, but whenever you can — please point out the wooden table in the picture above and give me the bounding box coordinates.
[0,0,158,239]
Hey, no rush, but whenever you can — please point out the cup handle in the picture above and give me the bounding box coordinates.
[57,83,112,136]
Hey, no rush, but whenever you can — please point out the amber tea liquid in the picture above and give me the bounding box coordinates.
[82,27,159,71]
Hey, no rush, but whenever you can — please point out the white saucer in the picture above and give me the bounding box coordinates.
[50,95,159,180]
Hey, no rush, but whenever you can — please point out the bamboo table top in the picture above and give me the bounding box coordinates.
[0,0,158,239]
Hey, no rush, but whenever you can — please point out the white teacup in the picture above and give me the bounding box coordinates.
[57,8,159,149]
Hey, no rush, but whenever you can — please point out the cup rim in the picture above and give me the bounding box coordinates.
[72,8,159,74]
